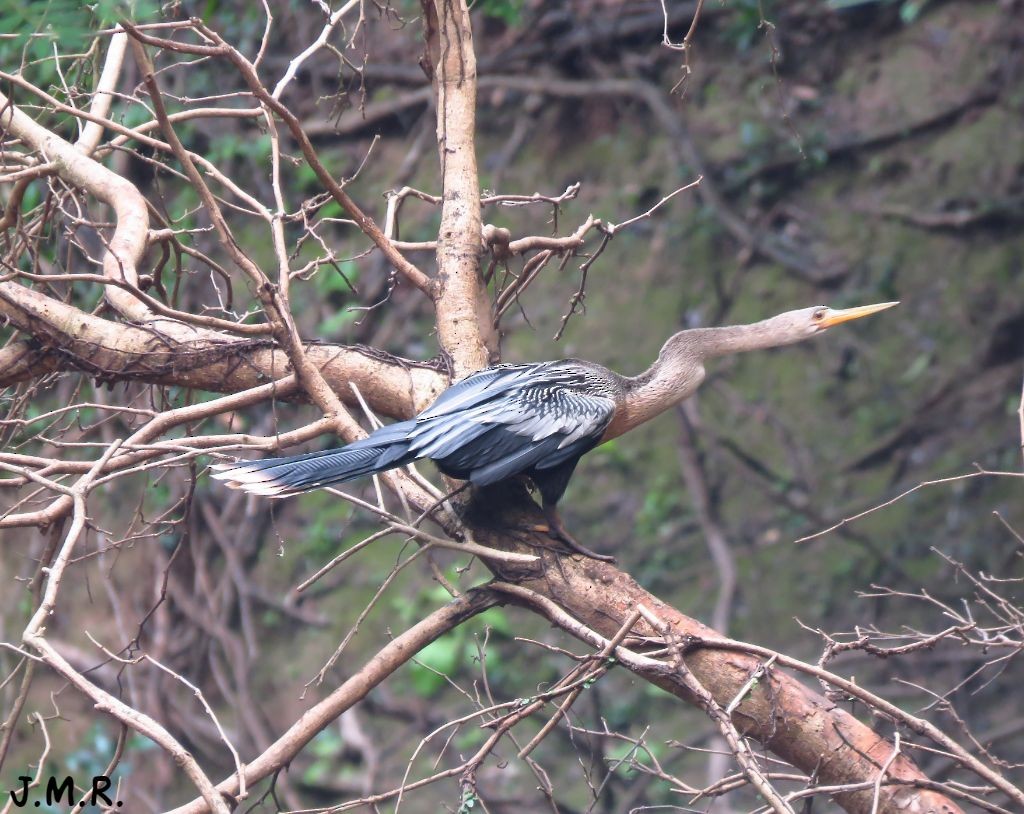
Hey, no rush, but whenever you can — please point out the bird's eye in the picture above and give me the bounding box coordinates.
[812,308,827,321]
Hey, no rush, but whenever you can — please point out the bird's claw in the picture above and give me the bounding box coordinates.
[553,535,616,564]
[542,508,616,563]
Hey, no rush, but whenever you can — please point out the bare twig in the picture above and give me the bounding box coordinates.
[169,589,498,814]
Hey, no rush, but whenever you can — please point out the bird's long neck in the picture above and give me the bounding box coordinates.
[681,319,810,357]
[607,319,798,440]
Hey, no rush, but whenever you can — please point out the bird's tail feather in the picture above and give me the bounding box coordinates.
[211,420,417,497]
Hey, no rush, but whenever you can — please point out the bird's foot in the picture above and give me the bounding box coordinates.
[543,506,616,563]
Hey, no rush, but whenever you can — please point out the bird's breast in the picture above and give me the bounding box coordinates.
[600,365,705,442]
[599,410,631,443]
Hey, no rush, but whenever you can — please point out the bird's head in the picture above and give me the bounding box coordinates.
[663,300,901,362]
[774,301,900,341]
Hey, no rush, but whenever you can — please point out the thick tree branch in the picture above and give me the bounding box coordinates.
[421,0,495,375]
[0,282,442,415]
[468,485,970,814]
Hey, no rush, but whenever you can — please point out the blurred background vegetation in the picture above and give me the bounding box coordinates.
[1,0,1022,810]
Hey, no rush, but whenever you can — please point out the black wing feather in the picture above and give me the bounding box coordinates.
[213,362,615,496]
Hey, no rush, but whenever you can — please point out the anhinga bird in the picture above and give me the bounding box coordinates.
[213,302,897,560]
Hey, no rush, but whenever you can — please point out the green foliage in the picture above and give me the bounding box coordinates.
[313,257,352,288]
[66,724,118,778]
[302,728,368,786]
[164,184,201,229]
[303,728,342,783]
[206,133,271,167]
[605,737,666,775]
[0,0,157,63]
[458,785,479,814]
[471,0,524,26]
[20,181,42,213]
[478,606,512,637]
[399,584,514,697]
[454,725,488,751]
[826,0,933,24]
[408,634,463,696]
[297,491,358,562]
[635,475,685,539]
[53,723,138,807]
[901,352,932,382]
[721,0,772,51]
[317,307,357,337]
[314,261,361,335]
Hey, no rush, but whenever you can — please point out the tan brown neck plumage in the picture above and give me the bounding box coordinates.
[602,319,805,441]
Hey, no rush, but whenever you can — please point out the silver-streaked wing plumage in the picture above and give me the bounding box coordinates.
[212,361,616,497]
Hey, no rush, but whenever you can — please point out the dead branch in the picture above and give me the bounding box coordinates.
[19,440,232,814]
[168,589,498,814]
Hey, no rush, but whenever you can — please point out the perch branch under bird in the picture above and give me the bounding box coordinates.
[213,302,898,561]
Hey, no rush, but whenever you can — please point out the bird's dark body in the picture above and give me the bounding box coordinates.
[216,361,622,505]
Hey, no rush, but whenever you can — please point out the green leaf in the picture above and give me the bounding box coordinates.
[899,0,929,23]
[310,729,343,757]
[0,0,158,56]
[901,353,931,382]
[408,633,462,696]
[472,0,524,26]
[318,309,357,336]
[477,607,512,637]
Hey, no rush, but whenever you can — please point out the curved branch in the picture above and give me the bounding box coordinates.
[0,86,152,324]
[0,282,443,416]
[167,588,499,814]
[467,485,971,814]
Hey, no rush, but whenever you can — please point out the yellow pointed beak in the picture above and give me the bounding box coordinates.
[819,301,899,329]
